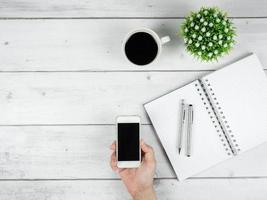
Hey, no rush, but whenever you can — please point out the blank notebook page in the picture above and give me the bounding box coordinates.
[201,54,267,153]
[144,80,229,181]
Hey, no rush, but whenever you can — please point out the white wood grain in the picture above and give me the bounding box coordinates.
[0,71,207,125]
[0,125,173,179]
[0,125,267,179]
[0,19,266,71]
[0,0,267,18]
[1,71,266,125]
[0,1,266,199]
[0,179,267,200]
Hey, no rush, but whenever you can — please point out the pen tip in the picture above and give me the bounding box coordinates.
[187,155,191,157]
[178,148,181,154]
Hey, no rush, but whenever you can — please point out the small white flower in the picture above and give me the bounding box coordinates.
[208,52,213,57]
[198,36,203,41]
[230,42,234,47]
[184,28,188,33]
[213,35,218,40]
[204,10,208,15]
[213,12,218,18]
[190,22,194,27]
[195,43,200,47]
[222,21,227,26]
[209,22,213,27]
[197,14,201,18]
[195,25,199,30]
[208,42,213,47]
[219,34,223,39]
[224,28,229,33]
[214,50,219,54]
[204,21,208,26]
[190,17,193,21]
[184,38,188,43]
[200,18,204,22]
[201,27,206,32]
[192,33,196,38]
[224,43,228,47]
[201,45,206,50]
[227,36,231,40]
[206,32,211,37]
[219,40,223,45]
[198,51,202,55]
[188,39,192,44]
[216,18,221,23]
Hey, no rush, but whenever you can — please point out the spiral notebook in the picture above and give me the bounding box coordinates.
[144,54,267,181]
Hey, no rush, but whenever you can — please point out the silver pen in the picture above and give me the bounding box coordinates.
[186,104,194,157]
[178,99,186,154]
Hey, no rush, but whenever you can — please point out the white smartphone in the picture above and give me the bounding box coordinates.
[116,115,141,168]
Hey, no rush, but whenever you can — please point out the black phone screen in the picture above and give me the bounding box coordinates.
[118,123,140,161]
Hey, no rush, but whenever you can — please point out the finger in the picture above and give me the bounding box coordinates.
[110,152,119,172]
[111,163,119,172]
[141,141,156,163]
[141,140,152,153]
[111,151,117,164]
[140,139,144,146]
[110,161,120,173]
[110,157,125,173]
[111,165,119,172]
[110,141,116,150]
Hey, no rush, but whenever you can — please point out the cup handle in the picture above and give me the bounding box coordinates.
[161,36,171,45]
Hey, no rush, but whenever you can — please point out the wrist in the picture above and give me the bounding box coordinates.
[132,186,156,200]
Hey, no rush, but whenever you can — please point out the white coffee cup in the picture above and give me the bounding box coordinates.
[122,28,171,65]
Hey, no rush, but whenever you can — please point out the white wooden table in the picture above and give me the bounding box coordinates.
[0,1,267,199]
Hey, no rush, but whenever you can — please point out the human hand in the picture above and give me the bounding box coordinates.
[110,139,156,200]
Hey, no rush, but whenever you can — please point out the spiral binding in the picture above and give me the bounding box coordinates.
[201,78,241,155]
[194,80,233,156]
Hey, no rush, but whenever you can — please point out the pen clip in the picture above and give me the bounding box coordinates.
[183,109,186,121]
[189,104,194,124]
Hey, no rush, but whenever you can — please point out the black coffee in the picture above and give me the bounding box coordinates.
[125,32,158,65]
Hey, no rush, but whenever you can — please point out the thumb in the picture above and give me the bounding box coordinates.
[141,140,155,163]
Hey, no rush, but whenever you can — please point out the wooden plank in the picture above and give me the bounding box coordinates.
[0,179,267,200]
[0,125,267,179]
[1,71,266,125]
[0,0,267,18]
[0,19,266,71]
[0,71,206,125]
[0,125,173,179]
